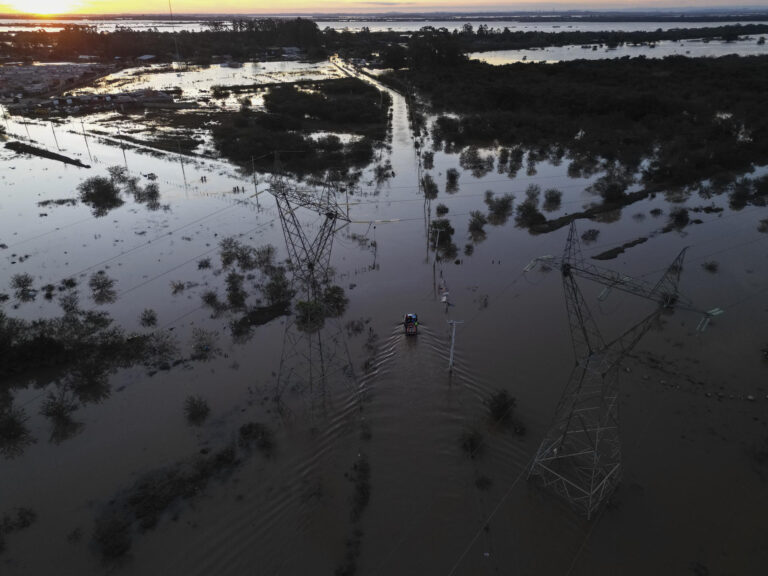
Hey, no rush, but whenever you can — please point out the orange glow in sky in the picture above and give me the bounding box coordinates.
[0,0,763,16]
[3,0,82,14]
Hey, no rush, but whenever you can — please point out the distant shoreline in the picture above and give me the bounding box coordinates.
[3,10,768,24]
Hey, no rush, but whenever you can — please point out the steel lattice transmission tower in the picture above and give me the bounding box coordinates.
[526,222,720,518]
[268,168,354,413]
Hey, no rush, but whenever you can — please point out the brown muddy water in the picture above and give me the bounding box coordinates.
[1,61,768,576]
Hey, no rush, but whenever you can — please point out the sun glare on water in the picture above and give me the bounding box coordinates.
[9,0,79,15]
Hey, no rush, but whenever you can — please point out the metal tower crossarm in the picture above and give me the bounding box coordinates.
[527,221,704,519]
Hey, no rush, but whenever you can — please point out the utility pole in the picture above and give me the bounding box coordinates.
[81,120,92,163]
[50,122,61,151]
[117,128,127,169]
[176,141,187,191]
[447,320,463,372]
[251,156,260,210]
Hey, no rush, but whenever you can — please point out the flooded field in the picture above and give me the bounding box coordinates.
[2,57,768,576]
[79,61,345,107]
[470,36,768,64]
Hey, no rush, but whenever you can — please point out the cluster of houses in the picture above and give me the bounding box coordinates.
[0,62,113,99]
[4,88,175,116]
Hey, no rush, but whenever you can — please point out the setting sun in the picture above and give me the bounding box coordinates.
[5,0,80,15]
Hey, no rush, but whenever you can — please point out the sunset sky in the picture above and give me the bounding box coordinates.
[0,1,765,16]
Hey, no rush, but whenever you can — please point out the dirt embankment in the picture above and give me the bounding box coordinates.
[5,141,90,168]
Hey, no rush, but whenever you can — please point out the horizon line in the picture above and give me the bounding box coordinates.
[4,7,768,19]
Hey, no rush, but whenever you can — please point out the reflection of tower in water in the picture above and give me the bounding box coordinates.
[269,171,356,415]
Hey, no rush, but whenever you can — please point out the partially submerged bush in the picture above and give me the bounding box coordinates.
[588,168,633,203]
[485,191,514,225]
[239,422,274,458]
[515,197,545,228]
[184,395,210,426]
[296,299,325,333]
[460,429,484,459]
[89,271,117,305]
[190,329,219,361]
[430,218,455,247]
[581,229,600,243]
[468,210,487,240]
[475,475,493,491]
[421,173,438,199]
[210,85,230,99]
[10,273,36,302]
[486,390,516,424]
[40,389,79,424]
[0,405,33,459]
[0,507,38,553]
[78,176,124,217]
[263,267,293,305]
[446,167,460,193]
[92,444,239,560]
[225,271,247,309]
[436,203,449,216]
[459,146,494,178]
[93,512,131,561]
[702,261,719,273]
[132,183,161,211]
[140,309,158,327]
[201,290,224,314]
[323,285,348,318]
[348,453,371,522]
[669,207,690,228]
[543,188,563,212]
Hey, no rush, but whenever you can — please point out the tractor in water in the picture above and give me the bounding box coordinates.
[404,313,418,335]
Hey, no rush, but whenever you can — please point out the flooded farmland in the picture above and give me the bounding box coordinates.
[470,35,768,64]
[2,54,768,576]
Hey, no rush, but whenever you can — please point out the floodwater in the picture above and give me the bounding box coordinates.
[1,17,766,34]
[1,57,768,576]
[78,60,344,110]
[470,36,768,64]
